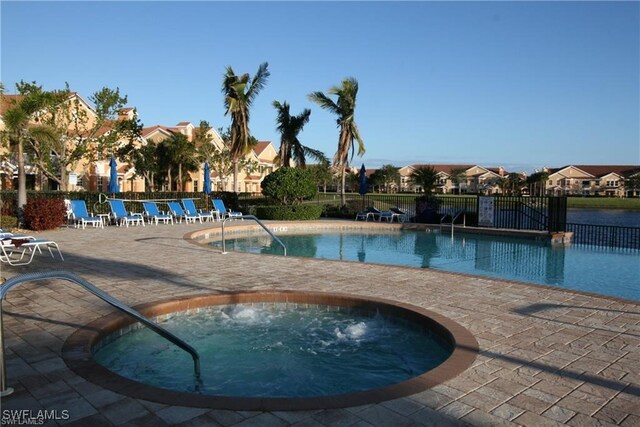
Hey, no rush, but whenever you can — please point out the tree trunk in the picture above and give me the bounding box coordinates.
[178,163,183,192]
[340,165,346,207]
[233,160,239,193]
[17,140,27,218]
[167,166,172,191]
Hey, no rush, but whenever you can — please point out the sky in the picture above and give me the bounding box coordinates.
[2,1,639,173]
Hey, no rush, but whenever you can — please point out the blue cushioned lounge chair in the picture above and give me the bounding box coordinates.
[108,200,145,227]
[212,199,242,220]
[167,201,199,224]
[70,200,104,229]
[181,199,214,222]
[142,201,174,225]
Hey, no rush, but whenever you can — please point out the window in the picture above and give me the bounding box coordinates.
[76,176,83,188]
[193,180,198,191]
[97,176,103,191]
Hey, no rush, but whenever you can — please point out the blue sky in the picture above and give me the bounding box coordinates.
[2,1,639,172]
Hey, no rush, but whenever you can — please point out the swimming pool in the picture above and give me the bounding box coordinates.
[216,230,640,301]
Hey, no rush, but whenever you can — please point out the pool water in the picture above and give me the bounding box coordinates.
[93,304,452,397]
[218,231,640,301]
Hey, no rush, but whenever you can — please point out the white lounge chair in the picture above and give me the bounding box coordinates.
[109,200,145,227]
[181,199,214,222]
[1,237,64,266]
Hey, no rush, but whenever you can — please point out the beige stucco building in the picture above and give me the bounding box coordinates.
[1,91,278,194]
[398,164,505,194]
[546,165,640,197]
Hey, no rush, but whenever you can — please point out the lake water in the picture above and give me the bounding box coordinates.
[567,209,640,227]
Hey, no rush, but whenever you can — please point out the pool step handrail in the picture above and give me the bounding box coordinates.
[0,271,201,397]
[221,215,287,256]
[440,209,466,236]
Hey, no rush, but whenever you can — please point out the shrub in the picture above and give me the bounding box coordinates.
[23,199,66,231]
[256,205,323,220]
[261,168,317,205]
[0,215,18,230]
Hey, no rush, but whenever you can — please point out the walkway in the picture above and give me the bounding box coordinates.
[0,221,638,426]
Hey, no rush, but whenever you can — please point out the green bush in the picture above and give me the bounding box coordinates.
[23,199,66,231]
[261,168,317,205]
[256,205,323,220]
[0,215,18,230]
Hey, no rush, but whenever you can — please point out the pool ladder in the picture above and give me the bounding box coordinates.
[221,215,287,256]
[0,271,201,397]
[440,209,466,237]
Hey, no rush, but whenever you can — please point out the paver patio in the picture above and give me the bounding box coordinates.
[0,221,638,426]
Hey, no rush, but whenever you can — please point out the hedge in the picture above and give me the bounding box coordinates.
[23,199,66,231]
[256,205,323,221]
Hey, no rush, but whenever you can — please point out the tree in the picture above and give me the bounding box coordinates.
[157,132,198,191]
[222,62,270,192]
[502,172,524,195]
[308,77,365,206]
[410,165,438,195]
[377,164,400,192]
[307,162,333,193]
[527,171,549,196]
[0,82,57,220]
[117,141,160,192]
[449,167,467,194]
[272,100,324,168]
[625,174,640,197]
[261,167,317,205]
[25,83,138,191]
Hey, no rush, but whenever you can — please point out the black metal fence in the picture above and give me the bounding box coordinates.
[566,223,640,250]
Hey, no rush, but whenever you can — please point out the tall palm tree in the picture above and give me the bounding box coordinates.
[1,90,56,222]
[222,62,270,192]
[308,77,364,206]
[410,165,438,195]
[158,133,198,191]
[272,100,324,168]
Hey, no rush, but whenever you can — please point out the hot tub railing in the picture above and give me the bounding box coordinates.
[221,215,287,256]
[0,271,201,397]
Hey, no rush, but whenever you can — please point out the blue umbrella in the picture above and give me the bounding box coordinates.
[108,157,118,194]
[358,164,368,196]
[203,162,211,195]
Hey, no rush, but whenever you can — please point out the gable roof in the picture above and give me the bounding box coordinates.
[548,165,640,178]
[253,141,272,156]
[411,164,474,175]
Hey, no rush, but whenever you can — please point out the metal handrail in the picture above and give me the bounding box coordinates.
[440,209,466,237]
[221,215,287,256]
[0,271,201,396]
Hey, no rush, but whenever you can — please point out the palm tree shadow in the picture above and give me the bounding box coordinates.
[512,302,640,338]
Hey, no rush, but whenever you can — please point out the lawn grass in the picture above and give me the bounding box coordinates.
[566,197,640,210]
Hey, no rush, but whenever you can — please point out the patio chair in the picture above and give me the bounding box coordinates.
[181,199,215,223]
[1,237,64,266]
[167,201,199,224]
[142,201,174,225]
[70,200,104,229]
[355,207,376,221]
[390,207,410,223]
[212,199,243,220]
[108,199,145,227]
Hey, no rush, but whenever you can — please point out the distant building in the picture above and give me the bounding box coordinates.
[546,165,640,197]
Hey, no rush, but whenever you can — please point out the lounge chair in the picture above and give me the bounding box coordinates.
[108,199,145,227]
[70,200,104,229]
[181,199,215,222]
[355,207,376,221]
[390,207,410,223]
[1,237,64,266]
[212,199,242,220]
[142,201,174,225]
[167,201,200,224]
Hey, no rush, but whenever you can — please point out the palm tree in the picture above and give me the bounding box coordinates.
[449,167,467,194]
[272,101,325,168]
[308,77,364,206]
[158,133,198,191]
[1,88,57,222]
[222,62,270,192]
[410,165,438,195]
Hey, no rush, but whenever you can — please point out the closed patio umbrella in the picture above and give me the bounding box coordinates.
[358,164,367,196]
[203,162,211,195]
[108,157,118,195]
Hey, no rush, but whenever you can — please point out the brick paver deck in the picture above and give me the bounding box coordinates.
[0,221,638,426]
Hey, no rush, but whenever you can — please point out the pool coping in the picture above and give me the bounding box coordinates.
[61,291,479,411]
